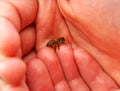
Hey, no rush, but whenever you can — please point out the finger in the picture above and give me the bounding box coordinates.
[20,25,35,56]
[37,47,71,91]
[0,18,20,56]
[1,0,38,30]
[0,56,26,85]
[56,44,90,91]
[26,59,54,91]
[0,0,37,56]
[74,48,119,91]
[2,81,29,91]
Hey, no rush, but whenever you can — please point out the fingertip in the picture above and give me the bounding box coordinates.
[2,81,29,91]
[26,59,54,91]
[74,49,119,90]
[26,59,47,77]
[56,44,80,81]
[37,47,57,61]
[74,48,92,63]
[20,25,35,56]
[0,18,20,57]
[74,48,101,82]
[74,48,94,68]
[0,57,26,85]
[37,47,65,85]
[56,41,72,52]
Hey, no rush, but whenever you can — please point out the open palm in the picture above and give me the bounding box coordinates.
[0,0,120,91]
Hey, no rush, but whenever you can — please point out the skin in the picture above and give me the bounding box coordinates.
[0,0,120,91]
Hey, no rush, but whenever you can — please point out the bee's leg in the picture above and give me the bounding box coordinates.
[57,42,64,50]
[56,43,60,50]
[62,41,67,46]
[53,44,56,50]
[58,44,60,49]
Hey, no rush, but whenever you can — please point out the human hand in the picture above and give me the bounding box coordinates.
[0,0,37,91]
[27,0,120,91]
[27,44,120,91]
[0,0,120,91]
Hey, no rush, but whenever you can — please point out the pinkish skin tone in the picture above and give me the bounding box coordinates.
[0,0,120,91]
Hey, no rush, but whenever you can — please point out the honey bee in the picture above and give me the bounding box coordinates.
[46,37,65,49]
